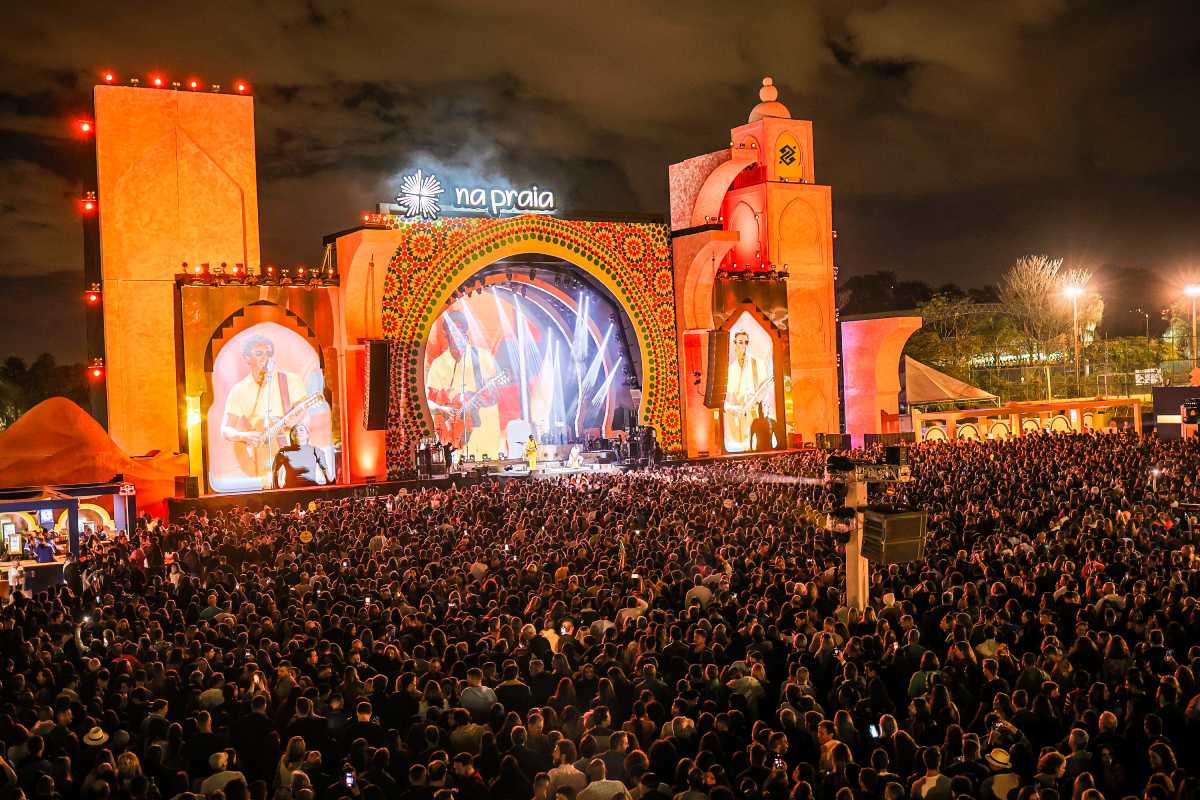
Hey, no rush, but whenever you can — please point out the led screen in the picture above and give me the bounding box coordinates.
[208,321,335,492]
[723,311,777,453]
[424,280,636,460]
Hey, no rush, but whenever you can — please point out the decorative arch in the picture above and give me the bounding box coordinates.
[57,503,113,533]
[775,197,824,280]
[957,422,979,440]
[924,425,947,442]
[380,215,679,473]
[1021,417,1041,433]
[989,421,1011,440]
[688,151,758,227]
[727,201,760,268]
[204,300,323,372]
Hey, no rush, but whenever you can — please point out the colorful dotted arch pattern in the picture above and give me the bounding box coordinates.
[380,215,682,476]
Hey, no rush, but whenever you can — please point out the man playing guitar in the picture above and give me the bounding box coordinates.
[426,310,503,459]
[221,334,311,487]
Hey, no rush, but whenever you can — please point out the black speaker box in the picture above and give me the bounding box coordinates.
[861,510,928,563]
[704,330,730,409]
[364,340,391,431]
[175,475,200,498]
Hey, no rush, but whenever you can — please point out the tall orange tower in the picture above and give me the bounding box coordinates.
[91,84,261,457]
[669,77,839,454]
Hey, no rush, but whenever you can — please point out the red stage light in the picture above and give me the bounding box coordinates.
[191,264,203,275]
[85,291,101,305]
[152,75,164,87]
[103,72,115,83]
[89,365,105,380]
[77,119,93,135]
[188,79,200,90]
[235,81,248,93]
[80,198,96,213]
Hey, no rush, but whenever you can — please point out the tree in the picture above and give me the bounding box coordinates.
[997,255,1102,362]
[0,353,90,429]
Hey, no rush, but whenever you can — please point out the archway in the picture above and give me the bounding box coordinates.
[57,503,113,534]
[379,215,680,473]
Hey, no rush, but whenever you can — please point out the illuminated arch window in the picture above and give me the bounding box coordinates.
[57,503,114,534]
[774,132,804,181]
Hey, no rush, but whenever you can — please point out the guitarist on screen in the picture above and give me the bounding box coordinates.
[724,329,771,453]
[426,310,503,459]
[221,334,310,486]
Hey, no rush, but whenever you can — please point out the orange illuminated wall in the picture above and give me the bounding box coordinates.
[840,315,922,446]
[93,85,260,457]
[669,77,839,454]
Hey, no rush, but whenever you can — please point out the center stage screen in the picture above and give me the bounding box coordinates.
[424,286,636,460]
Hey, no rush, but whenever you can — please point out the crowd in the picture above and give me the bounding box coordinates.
[2,430,1200,800]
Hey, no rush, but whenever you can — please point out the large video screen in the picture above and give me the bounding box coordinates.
[723,311,777,453]
[424,281,637,460]
[208,321,335,492]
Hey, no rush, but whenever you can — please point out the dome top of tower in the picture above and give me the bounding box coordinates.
[748,76,792,123]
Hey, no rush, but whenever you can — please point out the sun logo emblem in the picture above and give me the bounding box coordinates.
[395,169,444,220]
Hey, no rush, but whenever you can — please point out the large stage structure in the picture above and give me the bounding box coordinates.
[81,72,916,500]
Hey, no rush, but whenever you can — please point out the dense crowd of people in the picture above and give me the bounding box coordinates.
[3,430,1200,800]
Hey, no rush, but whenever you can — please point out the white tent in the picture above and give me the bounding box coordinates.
[903,357,998,409]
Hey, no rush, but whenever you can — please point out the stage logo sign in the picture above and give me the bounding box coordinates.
[393,169,555,220]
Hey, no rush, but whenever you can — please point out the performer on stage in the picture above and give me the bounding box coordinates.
[750,402,774,452]
[723,330,767,453]
[525,435,538,472]
[426,310,503,460]
[221,334,310,487]
[272,425,331,489]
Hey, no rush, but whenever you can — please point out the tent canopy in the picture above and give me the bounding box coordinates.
[903,356,998,408]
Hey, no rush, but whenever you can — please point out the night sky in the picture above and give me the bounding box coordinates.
[3,1,1199,361]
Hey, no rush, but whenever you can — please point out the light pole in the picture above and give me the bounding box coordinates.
[1064,285,1084,396]
[1184,285,1200,365]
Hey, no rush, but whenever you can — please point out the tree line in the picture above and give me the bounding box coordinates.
[0,354,90,430]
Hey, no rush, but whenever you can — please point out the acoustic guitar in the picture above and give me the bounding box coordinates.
[724,376,776,417]
[233,393,324,477]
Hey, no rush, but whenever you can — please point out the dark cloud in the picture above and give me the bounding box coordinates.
[0,1,1198,359]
